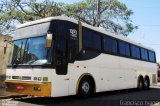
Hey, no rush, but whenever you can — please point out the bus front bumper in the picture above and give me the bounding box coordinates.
[5,80,51,97]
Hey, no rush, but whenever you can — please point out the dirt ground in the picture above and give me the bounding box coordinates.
[0,88,18,97]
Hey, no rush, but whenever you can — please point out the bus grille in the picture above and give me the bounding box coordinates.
[22,76,31,80]
[12,76,20,80]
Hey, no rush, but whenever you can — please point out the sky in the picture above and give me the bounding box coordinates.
[53,0,160,61]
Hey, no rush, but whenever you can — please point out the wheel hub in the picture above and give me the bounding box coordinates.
[82,82,90,93]
[144,80,148,86]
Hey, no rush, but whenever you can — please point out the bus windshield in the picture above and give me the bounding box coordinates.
[9,35,51,66]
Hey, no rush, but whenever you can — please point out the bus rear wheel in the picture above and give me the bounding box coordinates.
[78,77,92,98]
[144,77,150,90]
[137,77,144,90]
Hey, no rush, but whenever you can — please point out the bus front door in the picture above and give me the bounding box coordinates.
[54,35,69,96]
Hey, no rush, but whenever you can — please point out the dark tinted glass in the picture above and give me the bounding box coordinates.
[141,48,148,60]
[131,45,140,59]
[149,51,156,62]
[103,37,117,53]
[119,41,130,56]
[83,28,101,50]
[70,39,78,62]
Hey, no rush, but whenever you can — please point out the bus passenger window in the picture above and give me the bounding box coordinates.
[119,41,130,57]
[131,45,140,59]
[141,48,148,61]
[83,28,101,50]
[103,37,117,54]
[149,51,156,62]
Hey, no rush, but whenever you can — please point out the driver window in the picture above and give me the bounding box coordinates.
[56,35,68,75]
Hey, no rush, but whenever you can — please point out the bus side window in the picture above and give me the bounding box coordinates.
[56,36,68,75]
[103,37,118,54]
[149,51,156,62]
[131,45,140,59]
[119,41,130,57]
[141,48,148,61]
[83,28,101,50]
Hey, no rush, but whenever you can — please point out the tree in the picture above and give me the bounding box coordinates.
[0,0,137,36]
[65,0,138,36]
[0,0,16,34]
[11,0,64,22]
[0,0,64,34]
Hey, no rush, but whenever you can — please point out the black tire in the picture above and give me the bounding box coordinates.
[137,77,144,90]
[78,77,92,98]
[144,77,150,90]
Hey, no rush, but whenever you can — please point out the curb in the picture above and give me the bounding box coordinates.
[0,95,12,99]
[151,86,160,89]
[0,95,27,99]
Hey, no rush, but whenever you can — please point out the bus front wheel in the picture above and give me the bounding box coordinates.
[78,77,92,98]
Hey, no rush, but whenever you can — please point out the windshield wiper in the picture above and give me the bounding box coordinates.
[21,39,28,63]
[25,43,34,68]
[12,49,20,68]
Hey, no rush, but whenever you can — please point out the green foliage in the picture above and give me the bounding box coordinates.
[0,0,64,34]
[0,0,137,36]
[65,0,138,36]
[12,0,64,21]
[0,2,15,34]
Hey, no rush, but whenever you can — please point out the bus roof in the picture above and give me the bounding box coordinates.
[16,16,154,51]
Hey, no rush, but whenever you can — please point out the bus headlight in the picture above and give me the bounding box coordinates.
[38,77,41,81]
[43,77,48,81]
[34,77,47,81]
[6,76,11,80]
[34,77,38,81]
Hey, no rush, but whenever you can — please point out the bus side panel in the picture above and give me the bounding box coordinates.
[68,54,157,96]
[68,64,88,95]
[93,54,137,91]
[94,54,122,92]
[51,71,70,97]
[68,53,123,93]
[141,62,157,85]
[120,57,157,88]
[119,58,141,88]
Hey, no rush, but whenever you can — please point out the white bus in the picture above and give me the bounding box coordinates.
[5,16,157,97]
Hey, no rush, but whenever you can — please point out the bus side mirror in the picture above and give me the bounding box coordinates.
[46,33,52,48]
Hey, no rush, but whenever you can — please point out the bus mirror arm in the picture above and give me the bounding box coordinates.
[78,21,82,52]
[46,33,52,48]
